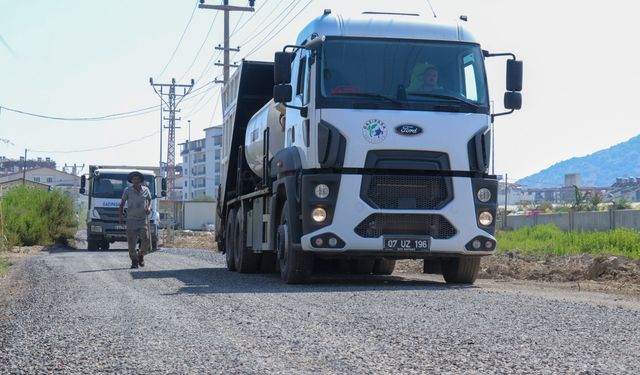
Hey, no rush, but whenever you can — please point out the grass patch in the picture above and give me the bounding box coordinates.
[0,186,77,247]
[497,224,640,259]
[0,257,9,278]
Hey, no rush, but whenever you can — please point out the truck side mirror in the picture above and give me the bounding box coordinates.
[80,175,86,195]
[504,91,522,110]
[274,52,294,84]
[506,59,523,92]
[273,84,292,103]
[161,178,167,197]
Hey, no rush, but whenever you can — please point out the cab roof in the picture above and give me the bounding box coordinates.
[296,11,477,45]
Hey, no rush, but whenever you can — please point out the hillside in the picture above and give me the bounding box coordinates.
[517,135,640,188]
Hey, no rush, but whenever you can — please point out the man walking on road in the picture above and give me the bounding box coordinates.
[119,171,152,269]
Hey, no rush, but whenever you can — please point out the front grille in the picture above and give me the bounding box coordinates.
[95,207,120,221]
[362,175,451,209]
[354,214,457,239]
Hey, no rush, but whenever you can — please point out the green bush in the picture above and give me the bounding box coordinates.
[0,186,77,246]
[497,224,640,259]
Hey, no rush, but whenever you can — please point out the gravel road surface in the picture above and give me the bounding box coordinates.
[1,246,639,374]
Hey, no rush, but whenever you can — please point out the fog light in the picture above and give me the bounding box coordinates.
[314,184,330,199]
[472,239,482,249]
[328,237,338,247]
[477,187,492,202]
[478,211,493,226]
[314,237,324,247]
[485,240,494,249]
[91,225,102,233]
[311,207,327,223]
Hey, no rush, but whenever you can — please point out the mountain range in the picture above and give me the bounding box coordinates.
[516,135,640,188]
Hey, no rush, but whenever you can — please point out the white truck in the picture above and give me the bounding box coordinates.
[217,10,522,284]
[80,165,166,251]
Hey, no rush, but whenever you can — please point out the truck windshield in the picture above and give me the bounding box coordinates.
[92,174,155,199]
[318,38,489,112]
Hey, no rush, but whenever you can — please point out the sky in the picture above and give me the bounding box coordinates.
[1,0,639,182]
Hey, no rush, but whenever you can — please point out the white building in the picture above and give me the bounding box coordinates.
[179,125,223,200]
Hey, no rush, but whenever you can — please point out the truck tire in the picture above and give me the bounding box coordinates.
[372,259,396,275]
[225,209,237,272]
[277,201,313,284]
[87,239,98,251]
[233,209,260,273]
[441,256,481,284]
[100,240,110,250]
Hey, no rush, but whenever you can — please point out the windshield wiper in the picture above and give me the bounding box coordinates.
[406,92,482,109]
[332,91,402,105]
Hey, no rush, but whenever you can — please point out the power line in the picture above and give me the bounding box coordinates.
[28,131,160,154]
[242,0,314,59]
[0,80,217,123]
[156,0,200,79]
[235,0,295,45]
[178,11,220,82]
[0,104,159,122]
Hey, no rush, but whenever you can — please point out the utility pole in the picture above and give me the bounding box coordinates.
[199,0,254,84]
[150,78,194,201]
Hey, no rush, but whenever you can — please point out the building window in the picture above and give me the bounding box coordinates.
[33,177,41,182]
[46,177,53,183]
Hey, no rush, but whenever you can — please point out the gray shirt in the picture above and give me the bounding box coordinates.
[122,185,151,225]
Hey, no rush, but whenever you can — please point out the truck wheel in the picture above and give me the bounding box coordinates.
[372,259,396,275]
[225,209,237,272]
[277,201,313,284]
[233,209,260,273]
[352,259,375,274]
[441,257,481,284]
[87,239,98,251]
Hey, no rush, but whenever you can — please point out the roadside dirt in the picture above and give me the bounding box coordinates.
[159,230,217,250]
[396,252,640,295]
[0,246,48,320]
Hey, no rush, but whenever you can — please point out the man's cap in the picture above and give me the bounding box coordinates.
[127,171,144,183]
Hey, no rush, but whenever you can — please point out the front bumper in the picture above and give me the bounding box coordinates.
[300,175,497,255]
[88,221,158,241]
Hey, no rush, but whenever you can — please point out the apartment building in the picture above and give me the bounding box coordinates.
[179,125,222,200]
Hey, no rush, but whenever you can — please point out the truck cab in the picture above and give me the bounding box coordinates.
[80,166,166,251]
[218,11,522,284]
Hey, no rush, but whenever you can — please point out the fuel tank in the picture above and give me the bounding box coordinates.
[244,100,285,176]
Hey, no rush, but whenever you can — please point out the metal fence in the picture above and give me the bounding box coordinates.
[498,208,640,232]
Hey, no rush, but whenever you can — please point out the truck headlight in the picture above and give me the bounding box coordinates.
[477,187,492,202]
[90,225,102,233]
[311,207,327,223]
[478,211,493,226]
[314,184,330,199]
[89,209,101,219]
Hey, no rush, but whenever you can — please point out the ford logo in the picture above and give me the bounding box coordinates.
[395,124,423,136]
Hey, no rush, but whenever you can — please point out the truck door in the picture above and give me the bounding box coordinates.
[286,49,315,167]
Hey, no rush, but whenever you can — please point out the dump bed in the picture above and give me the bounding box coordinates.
[219,61,274,209]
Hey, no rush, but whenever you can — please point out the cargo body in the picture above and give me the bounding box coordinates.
[217,11,522,283]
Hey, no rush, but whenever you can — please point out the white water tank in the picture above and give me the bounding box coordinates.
[244,100,285,176]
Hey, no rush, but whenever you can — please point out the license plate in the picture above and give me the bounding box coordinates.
[383,236,431,251]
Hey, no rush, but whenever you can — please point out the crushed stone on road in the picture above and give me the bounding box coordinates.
[1,247,639,374]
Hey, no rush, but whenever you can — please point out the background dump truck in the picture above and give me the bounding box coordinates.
[80,165,166,251]
[216,10,523,284]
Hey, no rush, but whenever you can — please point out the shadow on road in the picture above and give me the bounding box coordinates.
[130,267,474,294]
